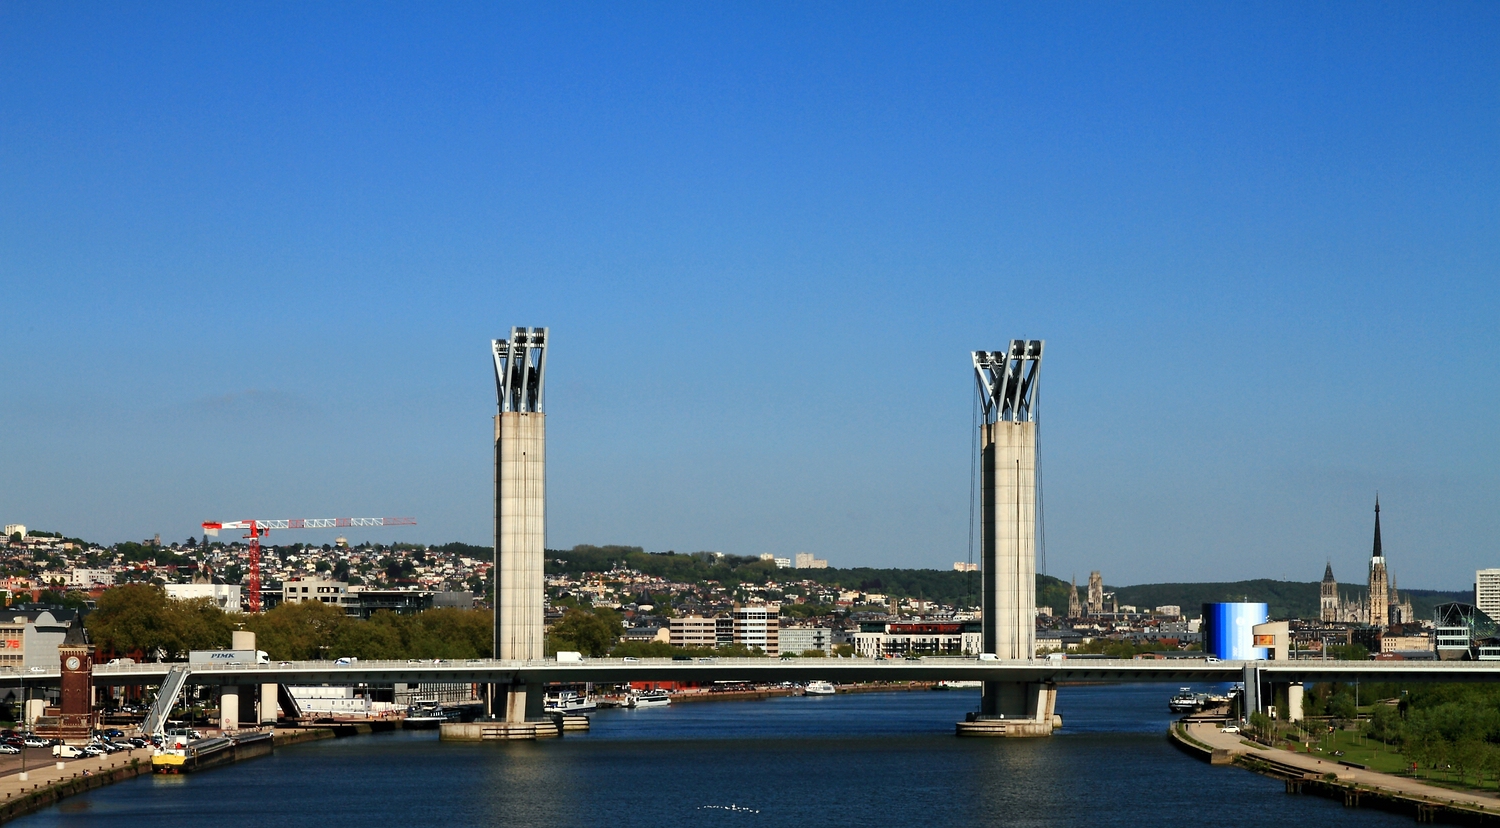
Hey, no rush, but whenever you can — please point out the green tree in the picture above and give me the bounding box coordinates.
[547,607,623,657]
[245,600,348,660]
[84,585,231,660]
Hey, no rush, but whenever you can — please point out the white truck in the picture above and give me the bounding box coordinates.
[188,649,269,666]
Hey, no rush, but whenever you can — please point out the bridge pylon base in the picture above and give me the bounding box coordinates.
[956,681,1059,737]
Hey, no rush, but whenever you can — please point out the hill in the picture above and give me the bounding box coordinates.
[547,545,1075,610]
[1109,580,1469,621]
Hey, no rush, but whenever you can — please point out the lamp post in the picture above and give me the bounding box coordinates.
[18,674,27,782]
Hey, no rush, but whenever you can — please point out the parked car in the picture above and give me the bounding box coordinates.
[52,744,84,759]
[23,737,49,748]
[0,745,18,755]
[81,745,106,758]
[100,728,124,738]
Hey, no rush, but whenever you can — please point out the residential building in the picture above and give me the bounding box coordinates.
[953,562,978,573]
[1477,569,1500,620]
[669,615,720,649]
[779,624,832,655]
[795,553,828,569]
[1380,632,1432,654]
[3,525,24,540]
[165,582,242,612]
[67,569,113,589]
[731,604,779,655]
[282,577,354,610]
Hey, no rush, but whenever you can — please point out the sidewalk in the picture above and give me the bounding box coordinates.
[0,747,152,802]
[1188,721,1500,812]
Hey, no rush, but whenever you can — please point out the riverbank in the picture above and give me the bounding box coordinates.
[668,681,936,704]
[1171,719,1500,824]
[0,724,391,826]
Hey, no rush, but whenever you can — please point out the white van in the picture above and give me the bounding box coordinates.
[52,744,84,759]
[555,651,585,663]
[978,653,999,662]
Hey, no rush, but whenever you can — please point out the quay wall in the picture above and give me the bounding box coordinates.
[0,758,151,826]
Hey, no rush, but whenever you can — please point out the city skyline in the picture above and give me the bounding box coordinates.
[2,5,1497,587]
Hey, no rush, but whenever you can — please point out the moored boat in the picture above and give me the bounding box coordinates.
[544,691,598,714]
[804,681,836,696]
[628,690,672,708]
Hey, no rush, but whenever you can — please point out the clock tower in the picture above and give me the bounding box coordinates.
[55,644,94,743]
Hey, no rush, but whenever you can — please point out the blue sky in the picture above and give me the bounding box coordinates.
[2,3,1496,588]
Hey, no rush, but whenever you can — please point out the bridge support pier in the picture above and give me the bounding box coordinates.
[1287,682,1304,723]
[956,681,1059,737]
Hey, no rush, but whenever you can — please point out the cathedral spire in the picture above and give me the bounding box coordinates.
[1372,496,1383,559]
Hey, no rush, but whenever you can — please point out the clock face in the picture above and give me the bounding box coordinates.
[65,657,81,671]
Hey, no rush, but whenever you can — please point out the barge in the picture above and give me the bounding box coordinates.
[152,731,274,774]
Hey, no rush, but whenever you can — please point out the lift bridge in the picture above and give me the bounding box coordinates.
[39,329,1488,739]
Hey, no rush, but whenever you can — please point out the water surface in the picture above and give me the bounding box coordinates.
[18,684,1412,827]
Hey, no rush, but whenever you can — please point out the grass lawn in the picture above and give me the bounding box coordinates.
[1282,728,1500,794]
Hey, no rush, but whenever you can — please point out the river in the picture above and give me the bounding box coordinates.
[15,683,1412,827]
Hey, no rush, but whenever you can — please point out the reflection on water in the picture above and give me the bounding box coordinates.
[13,683,1412,828]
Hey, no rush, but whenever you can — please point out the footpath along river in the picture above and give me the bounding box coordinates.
[12,683,1414,828]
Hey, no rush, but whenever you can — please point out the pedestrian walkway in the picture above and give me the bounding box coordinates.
[0,747,151,802]
[1188,721,1500,812]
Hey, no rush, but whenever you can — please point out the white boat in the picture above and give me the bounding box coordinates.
[544,691,598,714]
[804,681,836,696]
[628,690,672,708]
[936,680,982,690]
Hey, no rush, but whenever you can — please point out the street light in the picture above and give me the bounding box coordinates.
[18,673,26,782]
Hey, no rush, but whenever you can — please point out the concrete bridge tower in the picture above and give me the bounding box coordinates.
[958,340,1058,737]
[492,327,548,723]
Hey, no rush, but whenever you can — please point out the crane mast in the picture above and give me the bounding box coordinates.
[201,516,416,613]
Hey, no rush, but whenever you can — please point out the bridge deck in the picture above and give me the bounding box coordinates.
[10,657,1487,688]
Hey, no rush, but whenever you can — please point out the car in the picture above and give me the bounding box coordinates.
[671,655,692,661]
[111,741,136,752]
[1220,724,1240,734]
[278,661,293,667]
[1205,656,1222,663]
[23,737,49,748]
[100,728,124,738]
[334,657,357,666]
[81,745,106,758]
[0,745,18,755]
[622,657,639,663]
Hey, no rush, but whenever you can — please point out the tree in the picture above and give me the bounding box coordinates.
[245,600,348,660]
[548,608,623,657]
[84,585,232,660]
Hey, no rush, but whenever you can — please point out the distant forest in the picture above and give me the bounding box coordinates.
[540,544,1470,620]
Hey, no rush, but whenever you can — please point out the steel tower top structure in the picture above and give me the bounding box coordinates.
[973,339,1044,424]
[493,326,548,414]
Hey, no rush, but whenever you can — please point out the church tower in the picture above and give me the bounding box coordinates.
[1320,562,1338,623]
[1368,497,1389,628]
[1067,575,1082,619]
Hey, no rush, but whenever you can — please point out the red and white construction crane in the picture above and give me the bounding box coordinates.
[201,517,417,613]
